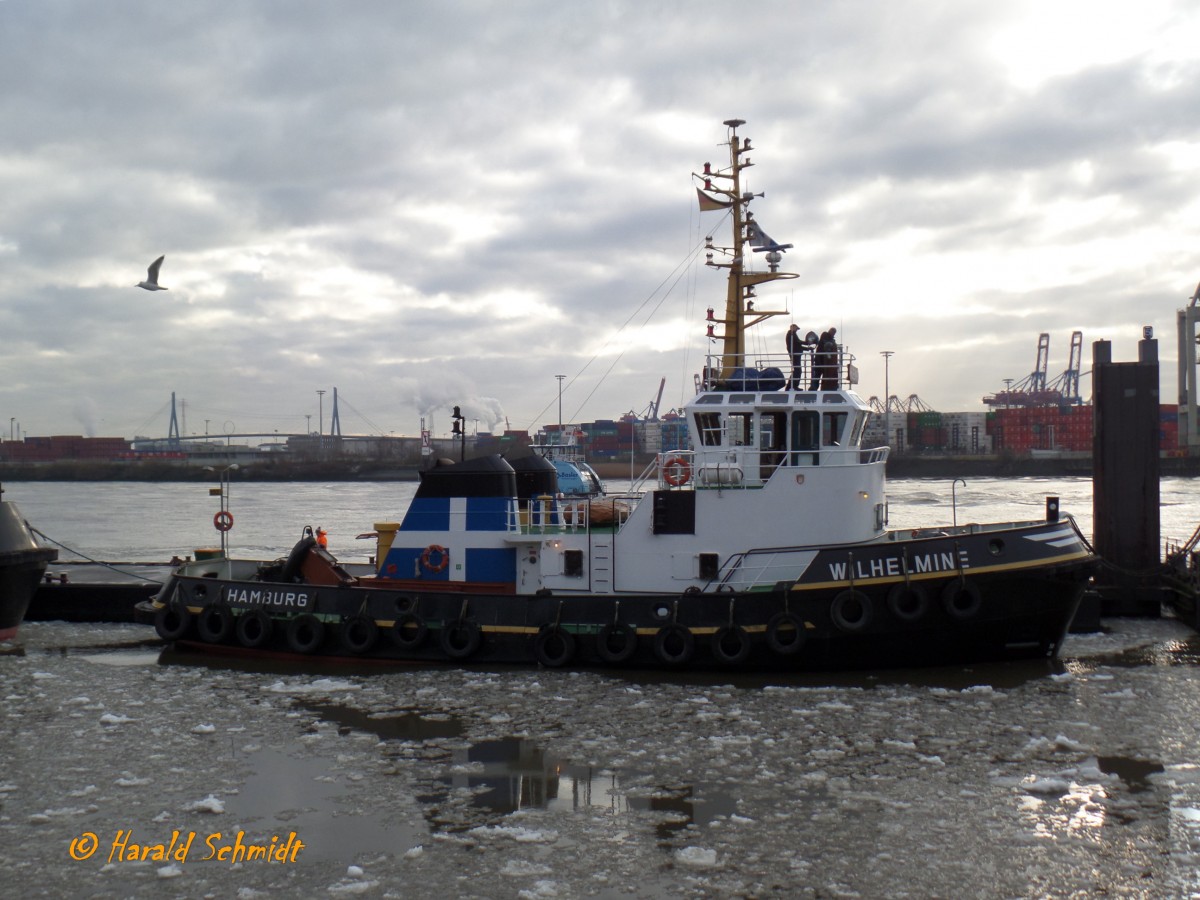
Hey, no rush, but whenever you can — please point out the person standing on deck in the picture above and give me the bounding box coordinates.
[816,328,839,390]
[785,324,810,390]
[811,330,829,390]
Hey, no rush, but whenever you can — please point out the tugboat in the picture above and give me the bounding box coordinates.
[530,427,605,497]
[145,120,1096,671]
[0,485,58,641]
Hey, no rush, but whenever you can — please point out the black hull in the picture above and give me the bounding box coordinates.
[151,561,1091,672]
[28,580,163,623]
[0,553,57,640]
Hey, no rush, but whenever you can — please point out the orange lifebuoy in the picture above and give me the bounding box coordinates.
[420,544,449,573]
[213,510,234,532]
[662,457,691,487]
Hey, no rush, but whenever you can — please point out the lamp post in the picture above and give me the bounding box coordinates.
[880,351,894,449]
[8,417,13,441]
[316,390,326,436]
[555,375,565,442]
[204,463,240,556]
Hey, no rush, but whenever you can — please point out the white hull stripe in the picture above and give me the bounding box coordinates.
[1023,528,1080,549]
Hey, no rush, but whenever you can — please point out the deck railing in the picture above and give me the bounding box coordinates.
[698,347,856,393]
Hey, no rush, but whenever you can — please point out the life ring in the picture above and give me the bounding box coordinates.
[154,603,192,642]
[533,625,576,668]
[765,611,806,655]
[420,544,450,574]
[213,510,234,532]
[662,457,692,487]
[440,619,481,659]
[653,623,695,665]
[831,589,873,633]
[236,608,273,648]
[595,623,638,663]
[941,580,983,620]
[285,613,326,654]
[710,624,752,666]
[886,583,929,623]
[389,612,428,651]
[340,615,379,655]
[196,602,235,643]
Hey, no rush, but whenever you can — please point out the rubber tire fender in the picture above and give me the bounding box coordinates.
[279,536,317,583]
[765,611,806,656]
[533,625,576,668]
[389,612,428,651]
[595,623,638,664]
[710,624,752,666]
[941,580,983,620]
[886,583,929,623]
[340,614,379,655]
[653,623,695,666]
[440,619,482,659]
[154,603,192,642]
[830,589,873,633]
[196,602,235,644]
[286,613,326,654]
[236,608,273,649]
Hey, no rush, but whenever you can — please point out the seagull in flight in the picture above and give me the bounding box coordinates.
[136,255,168,291]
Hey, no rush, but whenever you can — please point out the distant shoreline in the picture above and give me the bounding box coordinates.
[3,454,1197,482]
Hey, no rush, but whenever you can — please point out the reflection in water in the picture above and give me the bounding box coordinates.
[1016,754,1170,862]
[418,737,738,840]
[1166,764,1200,896]
[297,700,464,741]
[303,700,738,843]
[1065,636,1200,671]
[222,748,426,864]
[1097,756,1164,793]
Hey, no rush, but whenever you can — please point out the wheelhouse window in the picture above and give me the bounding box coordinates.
[759,412,786,452]
[695,412,722,446]
[791,411,819,451]
[848,412,867,447]
[727,412,753,446]
[822,411,848,447]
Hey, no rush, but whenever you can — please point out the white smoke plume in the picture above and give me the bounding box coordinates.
[407,376,506,431]
[72,397,99,438]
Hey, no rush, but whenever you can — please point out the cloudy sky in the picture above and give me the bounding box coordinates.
[3,1,1198,442]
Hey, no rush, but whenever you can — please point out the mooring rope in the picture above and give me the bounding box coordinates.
[29,528,164,582]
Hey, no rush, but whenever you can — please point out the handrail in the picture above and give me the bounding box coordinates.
[700,348,856,392]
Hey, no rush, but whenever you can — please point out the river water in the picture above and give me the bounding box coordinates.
[4,478,1200,897]
[8,474,1200,564]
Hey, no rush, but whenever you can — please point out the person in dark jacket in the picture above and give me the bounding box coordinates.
[785,324,812,390]
[816,328,839,390]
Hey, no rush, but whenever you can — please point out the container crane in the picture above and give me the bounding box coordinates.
[1044,331,1084,406]
[641,377,666,421]
[983,332,1078,407]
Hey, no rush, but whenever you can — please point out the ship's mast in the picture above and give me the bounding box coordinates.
[701,119,797,377]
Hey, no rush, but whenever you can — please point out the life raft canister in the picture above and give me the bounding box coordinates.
[420,544,450,573]
[662,456,691,487]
